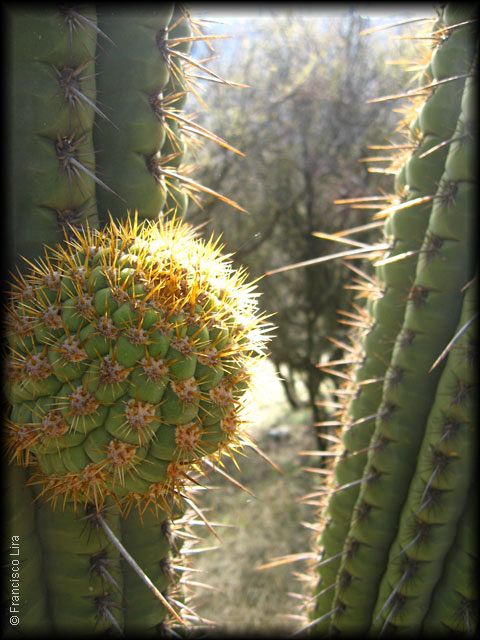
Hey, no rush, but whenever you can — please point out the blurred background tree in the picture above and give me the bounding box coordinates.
[182,8,418,445]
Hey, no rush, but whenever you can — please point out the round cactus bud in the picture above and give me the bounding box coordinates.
[5,215,269,517]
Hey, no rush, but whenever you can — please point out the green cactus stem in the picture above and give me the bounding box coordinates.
[8,7,101,267]
[121,504,185,634]
[309,7,478,629]
[33,498,124,633]
[330,64,476,634]
[93,5,177,223]
[307,5,478,635]
[371,277,477,633]
[422,495,478,635]
[4,4,254,634]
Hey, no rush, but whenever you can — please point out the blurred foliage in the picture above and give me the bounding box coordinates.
[184,9,420,433]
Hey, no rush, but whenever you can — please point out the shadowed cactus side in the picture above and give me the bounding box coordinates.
[3,4,259,635]
[304,5,478,636]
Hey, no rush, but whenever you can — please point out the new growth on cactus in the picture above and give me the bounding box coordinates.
[5,215,269,518]
[3,214,271,635]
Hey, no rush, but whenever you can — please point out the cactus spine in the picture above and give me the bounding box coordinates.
[309,5,478,635]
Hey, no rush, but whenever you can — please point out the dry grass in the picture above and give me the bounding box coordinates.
[187,360,321,634]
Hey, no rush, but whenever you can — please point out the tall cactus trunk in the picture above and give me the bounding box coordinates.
[309,5,478,635]
[4,4,261,636]
[4,5,183,636]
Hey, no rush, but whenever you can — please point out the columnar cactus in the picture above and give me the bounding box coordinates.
[4,4,261,635]
[308,5,478,635]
